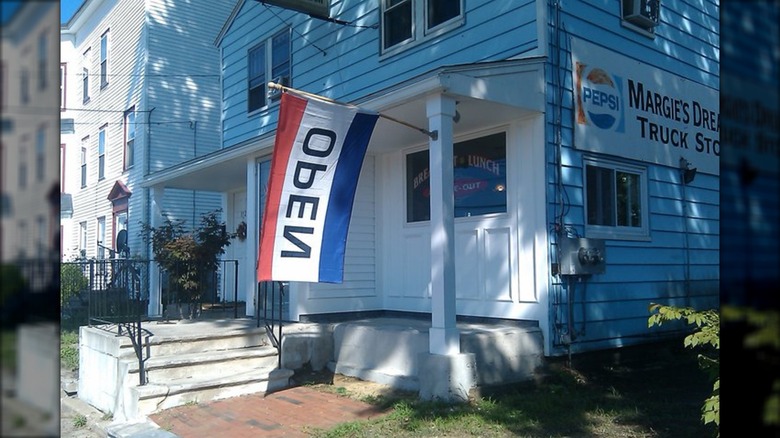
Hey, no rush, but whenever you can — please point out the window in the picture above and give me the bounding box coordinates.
[584,157,648,239]
[38,31,47,90]
[80,138,88,188]
[36,126,45,182]
[406,132,507,223]
[97,216,106,259]
[60,63,66,110]
[124,107,135,169]
[82,48,91,103]
[18,136,28,190]
[382,0,463,52]
[98,125,106,180]
[36,215,46,257]
[247,28,290,113]
[1,62,5,109]
[20,69,29,104]
[79,221,87,256]
[100,31,109,89]
[61,143,66,189]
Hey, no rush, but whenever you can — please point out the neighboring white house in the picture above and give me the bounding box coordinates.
[143,0,719,357]
[59,0,232,299]
[1,2,60,266]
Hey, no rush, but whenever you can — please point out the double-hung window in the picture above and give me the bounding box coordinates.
[97,216,106,260]
[38,31,47,90]
[100,30,109,89]
[80,137,88,188]
[20,69,29,105]
[60,63,66,110]
[98,125,106,180]
[247,28,290,113]
[382,0,463,53]
[36,126,45,182]
[583,157,649,239]
[124,107,135,170]
[82,48,91,103]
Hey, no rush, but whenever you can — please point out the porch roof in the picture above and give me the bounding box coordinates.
[140,57,545,192]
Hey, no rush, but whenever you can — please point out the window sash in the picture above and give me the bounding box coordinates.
[80,144,87,187]
[125,109,136,169]
[584,159,647,239]
[38,32,47,89]
[248,45,266,112]
[36,128,45,181]
[100,32,109,88]
[98,128,106,180]
[427,0,460,30]
[383,0,413,49]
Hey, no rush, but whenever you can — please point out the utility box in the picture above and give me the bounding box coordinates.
[559,237,606,276]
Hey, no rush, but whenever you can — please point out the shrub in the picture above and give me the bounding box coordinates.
[60,263,89,307]
[648,304,719,433]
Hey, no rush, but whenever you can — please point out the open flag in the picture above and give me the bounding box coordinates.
[258,92,379,283]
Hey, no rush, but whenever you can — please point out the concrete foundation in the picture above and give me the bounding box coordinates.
[418,352,477,402]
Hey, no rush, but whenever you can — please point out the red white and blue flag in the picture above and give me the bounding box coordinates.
[258,92,379,283]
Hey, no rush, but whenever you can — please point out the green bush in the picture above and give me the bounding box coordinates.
[648,303,719,433]
[0,264,28,304]
[61,264,89,307]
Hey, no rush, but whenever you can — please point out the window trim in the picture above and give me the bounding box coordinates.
[80,141,88,188]
[82,48,91,104]
[100,30,110,89]
[380,0,464,56]
[247,27,291,115]
[35,125,45,182]
[38,31,48,90]
[404,129,509,225]
[124,107,135,170]
[97,216,106,260]
[583,156,650,241]
[98,125,107,180]
[60,63,67,111]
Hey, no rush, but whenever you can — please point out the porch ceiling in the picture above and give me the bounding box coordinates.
[141,58,545,192]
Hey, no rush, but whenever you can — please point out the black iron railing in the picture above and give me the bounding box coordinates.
[257,281,285,368]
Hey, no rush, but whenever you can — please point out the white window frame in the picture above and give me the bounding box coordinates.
[583,156,649,240]
[124,107,135,170]
[100,30,109,89]
[98,124,107,180]
[38,31,47,90]
[82,48,91,103]
[247,27,290,114]
[60,63,66,110]
[80,138,88,188]
[380,0,464,56]
[35,125,45,182]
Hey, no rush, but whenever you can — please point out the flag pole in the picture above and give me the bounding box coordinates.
[268,82,438,140]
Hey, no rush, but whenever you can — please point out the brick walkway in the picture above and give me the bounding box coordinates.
[149,386,391,438]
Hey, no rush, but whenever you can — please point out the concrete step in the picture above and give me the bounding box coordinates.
[128,345,280,382]
[114,325,270,359]
[131,368,294,417]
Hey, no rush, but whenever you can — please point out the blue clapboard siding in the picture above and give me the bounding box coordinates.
[545,0,719,352]
[219,0,540,149]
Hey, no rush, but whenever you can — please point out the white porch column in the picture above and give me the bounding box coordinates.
[426,94,460,355]
[245,158,257,317]
[147,185,165,317]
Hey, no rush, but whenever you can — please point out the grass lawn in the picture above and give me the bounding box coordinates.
[299,340,716,438]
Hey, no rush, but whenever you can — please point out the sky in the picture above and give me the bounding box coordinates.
[1,0,81,26]
[61,0,84,24]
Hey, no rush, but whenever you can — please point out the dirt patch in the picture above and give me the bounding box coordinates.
[290,365,416,403]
